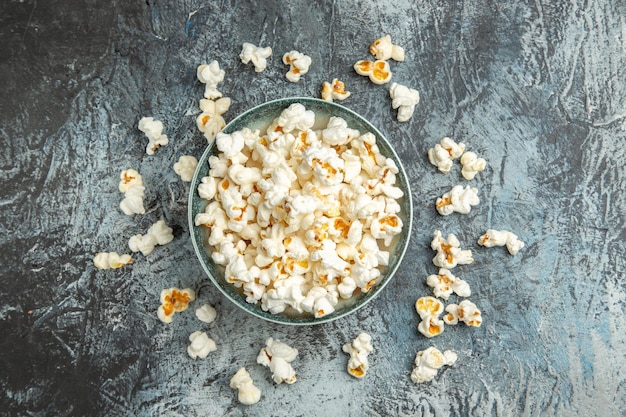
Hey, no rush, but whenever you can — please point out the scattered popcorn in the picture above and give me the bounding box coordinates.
[460,151,486,180]
[240,42,272,72]
[282,50,312,82]
[230,367,261,405]
[173,155,198,182]
[478,229,525,255]
[195,303,217,323]
[157,287,196,323]
[415,296,445,338]
[342,332,374,378]
[138,117,169,155]
[321,78,351,102]
[411,346,457,384]
[431,230,473,269]
[369,34,405,62]
[427,137,466,174]
[426,268,471,300]
[93,252,132,269]
[119,169,145,215]
[257,337,298,384]
[444,299,482,327]
[354,59,392,85]
[436,185,479,216]
[196,98,231,143]
[389,82,420,122]
[197,60,225,99]
[187,331,217,359]
[129,220,174,256]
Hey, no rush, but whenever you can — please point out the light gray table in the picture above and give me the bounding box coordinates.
[1,1,625,416]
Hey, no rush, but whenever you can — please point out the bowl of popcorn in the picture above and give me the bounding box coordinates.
[189,97,412,324]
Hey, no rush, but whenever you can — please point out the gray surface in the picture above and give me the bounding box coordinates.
[1,1,625,416]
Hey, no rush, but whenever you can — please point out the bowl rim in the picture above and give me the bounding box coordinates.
[188,96,413,325]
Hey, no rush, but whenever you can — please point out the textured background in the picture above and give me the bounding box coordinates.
[1,0,625,416]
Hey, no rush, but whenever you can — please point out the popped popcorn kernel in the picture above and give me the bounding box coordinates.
[426,268,471,300]
[460,151,486,180]
[427,137,466,174]
[240,42,272,72]
[354,59,392,85]
[444,299,482,327]
[436,184,479,216]
[431,230,473,269]
[129,219,174,256]
[230,367,261,405]
[173,155,198,182]
[187,331,217,359]
[197,60,225,99]
[257,337,298,384]
[93,252,132,269]
[195,303,217,323]
[157,287,196,323]
[389,82,420,122]
[369,34,405,62]
[138,116,169,155]
[342,332,374,379]
[415,296,445,338]
[282,50,312,82]
[119,168,145,215]
[411,346,457,384]
[196,97,231,143]
[478,229,525,255]
[321,78,351,102]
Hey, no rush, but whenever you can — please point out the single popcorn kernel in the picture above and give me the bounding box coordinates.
[354,59,392,85]
[416,296,444,317]
[158,287,196,324]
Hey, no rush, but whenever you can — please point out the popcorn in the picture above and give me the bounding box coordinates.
[415,296,445,338]
[240,42,272,72]
[129,220,174,256]
[138,117,169,155]
[460,151,486,180]
[389,82,420,122]
[443,299,482,327]
[301,285,337,318]
[230,367,261,405]
[196,60,225,99]
[478,229,524,255]
[93,252,132,269]
[431,230,473,269]
[257,337,298,384]
[411,346,457,384]
[282,50,312,82]
[427,137,466,174]
[187,331,217,359]
[353,59,392,85]
[342,332,373,378]
[370,213,403,246]
[369,34,405,62]
[197,176,218,200]
[426,268,471,300]
[436,185,480,216]
[119,169,145,215]
[321,78,351,102]
[195,303,217,323]
[196,98,231,143]
[157,287,196,323]
[173,155,198,182]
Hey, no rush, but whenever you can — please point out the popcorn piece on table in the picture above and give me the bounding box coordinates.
[321,78,351,102]
[426,268,471,300]
[436,184,479,216]
[427,137,466,174]
[93,252,132,269]
[389,82,420,122]
[431,230,473,269]
[157,287,196,324]
[195,303,217,323]
[411,346,457,384]
[369,34,405,61]
[257,337,298,384]
[197,60,225,99]
[240,42,272,72]
[187,331,217,359]
[119,168,145,215]
[138,117,169,155]
[230,367,261,405]
[415,296,445,338]
[354,59,392,85]
[282,50,312,82]
[460,151,486,180]
[129,220,174,256]
[443,299,482,327]
[342,332,374,379]
[196,97,231,144]
[173,155,198,182]
[478,229,525,255]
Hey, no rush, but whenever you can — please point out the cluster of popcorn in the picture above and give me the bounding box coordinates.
[342,332,374,378]
[173,155,198,182]
[138,117,169,155]
[427,137,486,181]
[119,169,146,215]
[128,219,174,256]
[256,337,299,384]
[93,251,132,269]
[411,346,457,384]
[195,103,404,318]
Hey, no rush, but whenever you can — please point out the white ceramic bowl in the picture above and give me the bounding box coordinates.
[188,97,412,325]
